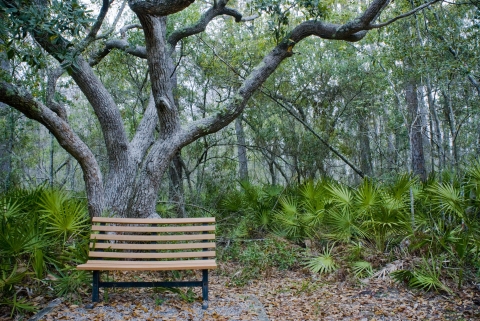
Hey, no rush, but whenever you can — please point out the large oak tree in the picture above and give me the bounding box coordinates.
[0,0,440,217]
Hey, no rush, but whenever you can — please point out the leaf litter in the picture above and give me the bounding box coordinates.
[3,262,479,321]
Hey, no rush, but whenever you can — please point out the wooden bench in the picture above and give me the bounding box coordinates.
[77,217,217,309]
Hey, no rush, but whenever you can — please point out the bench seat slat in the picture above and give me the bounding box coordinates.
[90,242,216,250]
[90,234,215,241]
[92,225,215,233]
[77,259,217,271]
[88,250,216,259]
[92,217,215,224]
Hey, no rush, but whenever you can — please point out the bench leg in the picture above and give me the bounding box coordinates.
[92,271,100,302]
[202,269,208,309]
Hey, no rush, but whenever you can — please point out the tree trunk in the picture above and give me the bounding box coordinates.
[235,116,249,181]
[169,152,186,218]
[0,104,13,192]
[426,77,444,172]
[406,82,427,182]
[358,111,373,177]
[442,89,459,170]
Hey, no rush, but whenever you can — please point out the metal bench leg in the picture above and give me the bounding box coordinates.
[92,271,100,302]
[202,269,208,309]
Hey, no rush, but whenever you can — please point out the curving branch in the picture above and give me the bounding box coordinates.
[167,0,255,52]
[89,0,255,64]
[120,24,143,38]
[89,39,147,66]
[74,0,111,54]
[96,0,129,40]
[0,80,105,217]
[369,0,442,29]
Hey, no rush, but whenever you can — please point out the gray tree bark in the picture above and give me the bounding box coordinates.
[406,82,427,182]
[425,78,445,172]
[169,152,186,218]
[235,116,249,181]
[441,89,459,170]
[358,108,373,177]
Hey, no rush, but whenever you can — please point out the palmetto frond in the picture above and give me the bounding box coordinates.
[326,183,353,211]
[352,261,373,278]
[38,190,89,242]
[304,244,337,274]
[324,208,365,242]
[0,198,22,221]
[354,179,380,217]
[389,174,416,202]
[426,183,464,218]
[279,195,299,216]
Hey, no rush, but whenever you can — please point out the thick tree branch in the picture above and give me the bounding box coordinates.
[19,4,131,168]
[137,15,180,138]
[128,0,194,16]
[0,80,105,217]
[69,57,130,167]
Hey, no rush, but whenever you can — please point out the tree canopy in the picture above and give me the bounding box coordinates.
[1,0,478,217]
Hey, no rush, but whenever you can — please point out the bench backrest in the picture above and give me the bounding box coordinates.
[88,217,216,261]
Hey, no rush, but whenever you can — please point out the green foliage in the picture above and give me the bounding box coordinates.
[1,0,94,69]
[0,292,38,317]
[51,267,89,298]
[392,258,452,294]
[218,169,480,290]
[220,238,303,286]
[0,187,90,317]
[305,244,337,275]
[351,261,373,279]
[0,265,27,293]
[38,189,89,242]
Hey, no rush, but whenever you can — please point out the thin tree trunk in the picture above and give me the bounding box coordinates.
[269,159,276,185]
[406,82,427,181]
[50,132,54,187]
[426,78,444,172]
[0,104,13,192]
[442,89,459,170]
[235,116,249,181]
[358,112,373,176]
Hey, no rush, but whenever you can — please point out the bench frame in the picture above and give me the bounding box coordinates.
[91,269,209,303]
[77,217,216,309]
